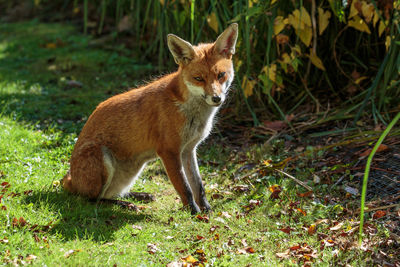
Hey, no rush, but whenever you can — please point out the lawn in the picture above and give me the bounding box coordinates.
[0,21,398,266]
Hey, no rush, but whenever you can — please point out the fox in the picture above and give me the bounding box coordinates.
[62,23,238,214]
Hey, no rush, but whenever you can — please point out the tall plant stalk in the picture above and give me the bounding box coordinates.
[359,112,400,246]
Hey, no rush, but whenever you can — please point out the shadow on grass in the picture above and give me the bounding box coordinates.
[22,189,151,242]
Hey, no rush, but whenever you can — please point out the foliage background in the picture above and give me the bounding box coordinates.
[1,0,399,125]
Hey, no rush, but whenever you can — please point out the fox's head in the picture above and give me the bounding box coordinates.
[167,23,238,107]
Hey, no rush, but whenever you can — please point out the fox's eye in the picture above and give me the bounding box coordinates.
[218,72,225,79]
[194,77,204,82]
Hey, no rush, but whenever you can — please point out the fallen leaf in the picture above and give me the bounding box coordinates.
[329,222,343,231]
[147,243,159,254]
[359,144,389,157]
[237,247,255,254]
[195,214,209,223]
[263,120,287,131]
[166,261,184,267]
[220,211,231,219]
[232,185,249,192]
[290,245,301,250]
[308,224,316,235]
[297,191,313,198]
[25,255,37,261]
[64,249,82,258]
[132,225,142,230]
[210,225,221,233]
[181,255,197,264]
[279,226,294,234]
[297,208,307,216]
[196,235,204,241]
[276,250,290,258]
[372,210,386,219]
[1,182,10,188]
[269,184,282,199]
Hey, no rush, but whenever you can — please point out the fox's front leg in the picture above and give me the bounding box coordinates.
[158,150,201,214]
[182,146,211,212]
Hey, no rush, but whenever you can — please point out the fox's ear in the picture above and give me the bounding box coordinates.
[167,34,196,65]
[214,23,238,58]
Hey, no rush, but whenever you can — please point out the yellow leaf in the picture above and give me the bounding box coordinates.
[348,16,371,34]
[378,20,387,37]
[181,255,197,263]
[288,8,312,46]
[291,45,301,55]
[288,7,311,29]
[34,0,41,6]
[298,27,312,47]
[385,35,391,51]
[299,6,311,27]
[242,75,256,98]
[262,64,277,83]
[274,16,286,35]
[308,50,326,71]
[355,76,368,84]
[271,0,277,4]
[318,8,331,35]
[235,59,243,71]
[349,0,359,19]
[207,12,219,33]
[159,0,164,6]
[372,9,379,28]
[249,0,258,8]
[361,2,374,23]
[45,43,57,49]
[282,53,291,64]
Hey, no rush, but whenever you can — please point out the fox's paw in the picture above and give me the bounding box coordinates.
[189,202,201,215]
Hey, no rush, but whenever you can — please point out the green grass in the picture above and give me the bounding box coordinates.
[0,21,395,266]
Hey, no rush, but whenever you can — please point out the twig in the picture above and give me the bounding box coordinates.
[331,174,346,188]
[363,203,400,213]
[274,169,313,191]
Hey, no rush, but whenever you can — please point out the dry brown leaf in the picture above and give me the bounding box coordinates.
[372,210,386,219]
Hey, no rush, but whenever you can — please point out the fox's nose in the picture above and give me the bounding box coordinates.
[212,95,221,104]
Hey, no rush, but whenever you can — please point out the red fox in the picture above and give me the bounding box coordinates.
[62,23,238,214]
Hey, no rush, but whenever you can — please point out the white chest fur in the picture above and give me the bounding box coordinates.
[178,96,218,148]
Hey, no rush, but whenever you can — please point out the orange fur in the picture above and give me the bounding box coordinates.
[63,24,238,214]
